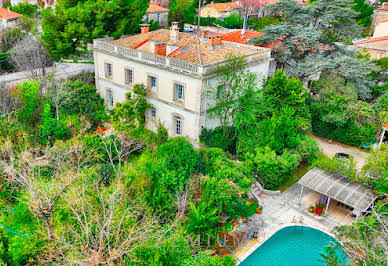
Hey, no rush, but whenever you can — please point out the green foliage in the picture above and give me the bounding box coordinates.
[186,201,220,237]
[60,80,107,126]
[39,103,70,144]
[310,73,377,146]
[361,144,388,194]
[264,70,311,130]
[248,16,281,31]
[218,13,243,29]
[11,2,38,17]
[352,0,373,27]
[168,0,196,30]
[111,83,149,132]
[139,138,201,217]
[295,135,320,163]
[0,200,43,265]
[199,126,236,154]
[13,80,44,127]
[41,0,150,59]
[313,154,358,181]
[246,146,301,190]
[0,52,13,72]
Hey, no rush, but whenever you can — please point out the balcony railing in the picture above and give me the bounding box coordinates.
[93,39,271,76]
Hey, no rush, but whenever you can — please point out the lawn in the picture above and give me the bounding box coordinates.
[278,162,311,192]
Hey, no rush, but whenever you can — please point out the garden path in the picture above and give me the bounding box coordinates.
[311,134,370,171]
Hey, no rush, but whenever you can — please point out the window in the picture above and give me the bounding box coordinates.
[157,14,160,23]
[174,83,184,100]
[106,89,114,108]
[105,63,112,78]
[150,108,156,118]
[146,15,149,21]
[149,75,157,90]
[217,84,224,98]
[174,116,182,135]
[125,68,133,84]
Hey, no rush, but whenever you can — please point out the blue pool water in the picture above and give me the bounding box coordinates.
[240,226,347,266]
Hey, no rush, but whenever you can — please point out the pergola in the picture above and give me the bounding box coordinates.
[298,168,377,216]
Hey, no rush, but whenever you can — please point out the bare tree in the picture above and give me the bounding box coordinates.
[239,0,267,28]
[44,75,73,120]
[9,35,53,80]
[0,140,92,240]
[58,179,160,264]
[0,82,16,115]
[100,133,145,179]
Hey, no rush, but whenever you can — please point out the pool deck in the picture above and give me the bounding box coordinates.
[234,183,355,263]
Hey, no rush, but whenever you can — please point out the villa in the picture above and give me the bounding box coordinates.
[0,7,21,29]
[93,22,271,142]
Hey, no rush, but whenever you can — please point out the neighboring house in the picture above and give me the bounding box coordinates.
[355,37,388,59]
[200,1,240,19]
[373,19,388,37]
[93,23,271,142]
[354,7,388,60]
[8,0,55,7]
[144,2,169,27]
[0,7,21,29]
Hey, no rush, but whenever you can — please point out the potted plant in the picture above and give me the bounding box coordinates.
[97,124,106,133]
[308,205,315,213]
[256,206,263,214]
[315,202,325,215]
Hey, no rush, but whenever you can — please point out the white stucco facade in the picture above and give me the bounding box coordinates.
[93,36,271,144]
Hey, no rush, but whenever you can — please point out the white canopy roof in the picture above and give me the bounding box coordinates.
[298,168,377,212]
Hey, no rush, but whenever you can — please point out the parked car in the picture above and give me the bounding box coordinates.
[184,26,193,33]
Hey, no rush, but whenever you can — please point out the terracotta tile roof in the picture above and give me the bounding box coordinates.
[110,29,263,65]
[222,30,263,44]
[147,2,169,12]
[377,6,388,10]
[358,36,388,44]
[0,8,22,20]
[377,19,388,24]
[204,2,239,12]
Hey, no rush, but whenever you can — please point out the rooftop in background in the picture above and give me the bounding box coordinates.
[204,2,239,12]
[0,7,21,20]
[358,36,388,44]
[109,27,269,66]
[147,2,169,12]
[377,19,388,23]
[376,6,388,10]
[298,168,377,212]
[222,29,263,45]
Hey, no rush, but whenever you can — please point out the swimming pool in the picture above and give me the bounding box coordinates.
[240,226,347,266]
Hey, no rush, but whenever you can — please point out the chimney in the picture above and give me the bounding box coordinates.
[214,35,222,49]
[140,24,150,34]
[154,42,166,56]
[207,36,216,50]
[170,22,179,41]
[201,30,208,39]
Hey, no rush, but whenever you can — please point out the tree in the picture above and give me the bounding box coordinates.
[352,0,373,27]
[0,82,16,115]
[41,0,150,59]
[361,143,388,194]
[11,2,38,17]
[13,79,44,127]
[168,0,196,30]
[9,35,53,80]
[264,70,310,129]
[208,56,261,139]
[111,83,149,132]
[255,0,377,99]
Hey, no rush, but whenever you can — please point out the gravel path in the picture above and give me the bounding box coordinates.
[311,134,370,171]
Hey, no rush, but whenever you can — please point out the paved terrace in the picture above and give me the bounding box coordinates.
[234,183,355,262]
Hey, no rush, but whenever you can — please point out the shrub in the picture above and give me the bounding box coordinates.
[39,104,70,144]
[296,135,320,163]
[199,127,236,154]
[246,146,301,190]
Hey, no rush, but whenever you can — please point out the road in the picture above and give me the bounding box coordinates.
[0,63,95,85]
[311,135,370,171]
